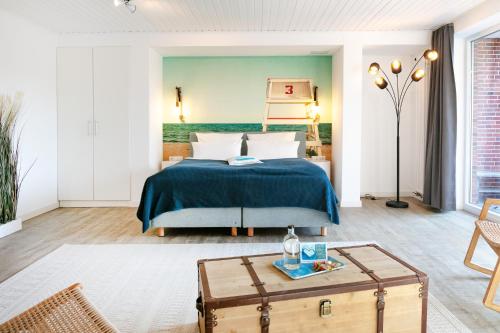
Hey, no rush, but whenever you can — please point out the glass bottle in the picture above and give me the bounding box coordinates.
[283,225,300,270]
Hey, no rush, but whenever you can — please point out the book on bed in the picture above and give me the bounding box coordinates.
[227,156,262,166]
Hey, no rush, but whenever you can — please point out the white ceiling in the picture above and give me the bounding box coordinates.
[0,0,485,34]
[363,45,429,56]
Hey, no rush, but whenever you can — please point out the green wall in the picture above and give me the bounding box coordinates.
[163,56,332,124]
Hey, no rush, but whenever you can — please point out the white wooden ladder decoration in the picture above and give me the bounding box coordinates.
[263,78,322,156]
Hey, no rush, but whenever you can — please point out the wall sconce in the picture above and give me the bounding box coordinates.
[310,86,321,122]
[175,86,185,123]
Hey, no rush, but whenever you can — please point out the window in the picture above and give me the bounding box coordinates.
[469,31,500,209]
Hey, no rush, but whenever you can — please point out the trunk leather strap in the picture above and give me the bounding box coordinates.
[241,256,271,333]
[376,283,386,333]
[258,297,271,333]
[337,248,386,333]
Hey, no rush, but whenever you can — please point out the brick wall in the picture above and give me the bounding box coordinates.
[471,38,500,204]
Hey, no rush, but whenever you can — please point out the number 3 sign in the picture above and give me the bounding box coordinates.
[284,85,294,95]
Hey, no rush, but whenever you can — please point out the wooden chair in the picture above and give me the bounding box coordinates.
[0,283,119,333]
[464,198,500,312]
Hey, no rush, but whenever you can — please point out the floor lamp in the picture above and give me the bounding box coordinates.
[368,49,438,208]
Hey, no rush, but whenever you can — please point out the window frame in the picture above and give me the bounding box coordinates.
[464,26,500,221]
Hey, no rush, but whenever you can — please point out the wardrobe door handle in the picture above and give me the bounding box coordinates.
[94,121,99,136]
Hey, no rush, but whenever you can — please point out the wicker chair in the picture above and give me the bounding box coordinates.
[0,283,119,333]
[464,198,500,312]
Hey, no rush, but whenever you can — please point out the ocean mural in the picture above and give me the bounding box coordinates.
[163,123,332,144]
[163,56,332,124]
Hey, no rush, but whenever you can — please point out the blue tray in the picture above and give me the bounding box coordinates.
[273,256,346,280]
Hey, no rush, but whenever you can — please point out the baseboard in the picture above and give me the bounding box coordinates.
[20,202,60,221]
[361,191,416,198]
[340,200,362,207]
[59,200,140,208]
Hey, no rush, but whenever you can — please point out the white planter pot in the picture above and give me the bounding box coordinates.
[0,218,22,239]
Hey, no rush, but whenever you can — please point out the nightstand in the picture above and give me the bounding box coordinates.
[306,159,331,180]
[161,160,182,170]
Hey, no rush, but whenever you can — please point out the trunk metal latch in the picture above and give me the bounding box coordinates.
[319,299,332,318]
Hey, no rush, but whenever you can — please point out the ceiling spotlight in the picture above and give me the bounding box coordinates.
[114,0,136,13]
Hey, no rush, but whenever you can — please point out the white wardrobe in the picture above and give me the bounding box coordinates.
[57,47,131,202]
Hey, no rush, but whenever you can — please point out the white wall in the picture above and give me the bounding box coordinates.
[149,49,164,170]
[0,9,58,220]
[334,44,364,207]
[332,49,344,200]
[361,53,429,197]
[454,0,500,38]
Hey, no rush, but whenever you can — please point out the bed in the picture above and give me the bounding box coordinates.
[136,132,339,236]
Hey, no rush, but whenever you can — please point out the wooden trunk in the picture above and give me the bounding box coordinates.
[197,244,428,333]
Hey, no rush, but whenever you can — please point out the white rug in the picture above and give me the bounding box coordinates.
[0,243,471,333]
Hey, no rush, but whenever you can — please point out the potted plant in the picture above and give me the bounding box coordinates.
[0,93,30,238]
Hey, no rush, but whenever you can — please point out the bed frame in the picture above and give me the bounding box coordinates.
[151,207,330,237]
[152,131,331,237]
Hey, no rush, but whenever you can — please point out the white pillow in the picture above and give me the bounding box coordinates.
[246,132,296,142]
[192,140,242,160]
[196,132,243,142]
[247,141,299,160]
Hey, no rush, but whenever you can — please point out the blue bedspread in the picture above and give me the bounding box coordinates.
[137,158,339,232]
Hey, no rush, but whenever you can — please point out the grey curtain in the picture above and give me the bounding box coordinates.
[423,24,457,211]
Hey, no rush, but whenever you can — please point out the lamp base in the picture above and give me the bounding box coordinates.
[386,200,409,209]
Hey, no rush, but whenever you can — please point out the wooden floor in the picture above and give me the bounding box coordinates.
[1,198,499,331]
